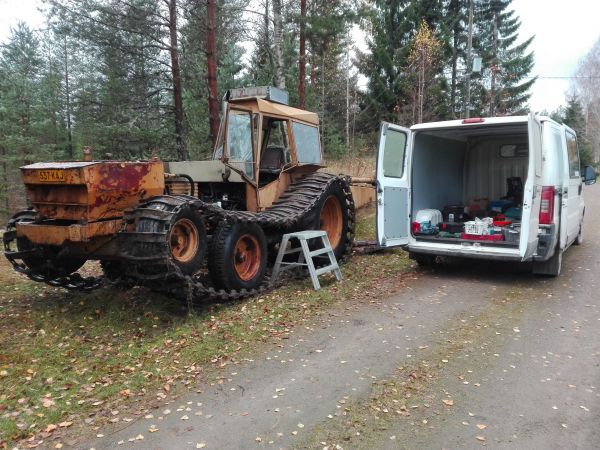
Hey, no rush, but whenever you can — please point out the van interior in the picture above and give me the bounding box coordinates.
[411,123,529,247]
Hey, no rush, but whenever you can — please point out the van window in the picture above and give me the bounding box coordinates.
[499,143,528,158]
[382,128,407,178]
[565,131,580,178]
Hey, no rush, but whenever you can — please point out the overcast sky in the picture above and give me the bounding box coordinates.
[1,0,599,113]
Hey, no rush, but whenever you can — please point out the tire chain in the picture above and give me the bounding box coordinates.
[3,212,104,292]
[119,173,355,301]
[3,173,356,301]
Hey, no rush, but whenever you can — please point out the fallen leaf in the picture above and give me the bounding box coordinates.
[442,399,454,406]
[45,424,58,433]
[148,425,159,433]
[476,436,486,442]
[477,424,487,430]
[41,398,55,408]
[181,415,189,420]
[58,421,73,428]
[55,444,63,449]
[255,437,262,442]
[196,443,206,449]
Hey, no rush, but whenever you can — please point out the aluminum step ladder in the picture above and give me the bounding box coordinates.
[272,230,342,290]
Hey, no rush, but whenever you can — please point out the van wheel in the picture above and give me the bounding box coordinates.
[533,246,562,277]
[574,224,583,245]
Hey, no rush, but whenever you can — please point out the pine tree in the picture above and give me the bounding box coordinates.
[471,0,535,116]
[563,97,593,168]
[357,0,446,129]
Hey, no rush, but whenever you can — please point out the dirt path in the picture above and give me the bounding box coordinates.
[83,184,600,449]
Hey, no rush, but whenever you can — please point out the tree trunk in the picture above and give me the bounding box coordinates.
[450,26,459,118]
[63,36,74,159]
[310,0,316,85]
[299,0,306,109]
[169,0,188,160]
[272,0,285,89]
[206,0,219,149]
[489,13,498,117]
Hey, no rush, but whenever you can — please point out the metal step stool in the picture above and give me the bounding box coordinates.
[272,230,342,290]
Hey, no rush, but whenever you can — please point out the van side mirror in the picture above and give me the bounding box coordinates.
[583,165,597,185]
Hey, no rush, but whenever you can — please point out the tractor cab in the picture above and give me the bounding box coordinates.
[215,87,323,194]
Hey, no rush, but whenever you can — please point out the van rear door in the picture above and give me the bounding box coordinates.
[520,113,543,259]
[376,122,411,247]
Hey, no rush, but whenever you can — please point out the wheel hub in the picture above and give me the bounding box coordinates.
[169,218,200,263]
[320,195,344,248]
[234,234,261,281]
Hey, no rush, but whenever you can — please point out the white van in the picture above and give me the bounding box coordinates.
[375,114,597,276]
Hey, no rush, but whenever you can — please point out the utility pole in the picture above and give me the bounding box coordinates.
[464,0,474,118]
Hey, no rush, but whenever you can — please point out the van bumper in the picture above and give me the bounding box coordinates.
[533,224,558,262]
[408,241,521,262]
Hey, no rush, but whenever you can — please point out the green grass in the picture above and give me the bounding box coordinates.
[0,211,413,446]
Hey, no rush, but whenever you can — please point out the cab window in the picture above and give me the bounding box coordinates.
[260,117,290,172]
[226,109,254,178]
[292,122,321,164]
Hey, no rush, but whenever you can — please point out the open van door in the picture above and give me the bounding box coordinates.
[520,113,543,259]
[376,122,411,247]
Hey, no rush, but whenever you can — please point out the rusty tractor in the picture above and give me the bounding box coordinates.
[3,87,357,300]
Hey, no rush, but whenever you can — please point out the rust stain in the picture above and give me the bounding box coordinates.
[20,160,165,241]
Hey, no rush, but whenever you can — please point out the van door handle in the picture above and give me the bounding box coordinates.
[579,184,582,195]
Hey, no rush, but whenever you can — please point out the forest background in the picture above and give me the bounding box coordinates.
[1,0,599,216]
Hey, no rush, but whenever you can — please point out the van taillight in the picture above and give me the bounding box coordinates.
[539,186,555,224]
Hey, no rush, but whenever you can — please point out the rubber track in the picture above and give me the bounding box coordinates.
[119,173,355,301]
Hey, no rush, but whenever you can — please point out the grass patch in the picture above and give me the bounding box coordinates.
[0,211,413,447]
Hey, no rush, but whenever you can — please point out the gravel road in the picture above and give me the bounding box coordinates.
[85,183,600,450]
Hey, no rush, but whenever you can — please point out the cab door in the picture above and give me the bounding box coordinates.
[520,113,543,259]
[376,122,412,247]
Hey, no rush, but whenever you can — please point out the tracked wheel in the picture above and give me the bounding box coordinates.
[308,178,354,261]
[208,222,267,291]
[135,199,207,276]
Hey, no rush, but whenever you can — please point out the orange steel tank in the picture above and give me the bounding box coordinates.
[17,160,164,245]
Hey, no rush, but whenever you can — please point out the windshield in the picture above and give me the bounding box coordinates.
[226,109,254,178]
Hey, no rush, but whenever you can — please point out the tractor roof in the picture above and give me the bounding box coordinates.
[230,98,320,126]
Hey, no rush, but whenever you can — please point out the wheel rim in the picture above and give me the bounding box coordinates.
[169,218,200,263]
[234,234,262,281]
[320,195,344,249]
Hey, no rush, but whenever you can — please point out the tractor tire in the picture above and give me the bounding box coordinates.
[137,201,207,276]
[304,179,353,261]
[208,221,267,291]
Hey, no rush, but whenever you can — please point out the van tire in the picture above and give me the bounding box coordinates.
[574,223,583,246]
[533,246,562,277]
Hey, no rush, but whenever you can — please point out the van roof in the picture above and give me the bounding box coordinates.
[411,116,529,130]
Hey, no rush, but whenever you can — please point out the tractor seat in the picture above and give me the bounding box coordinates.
[260,146,285,172]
